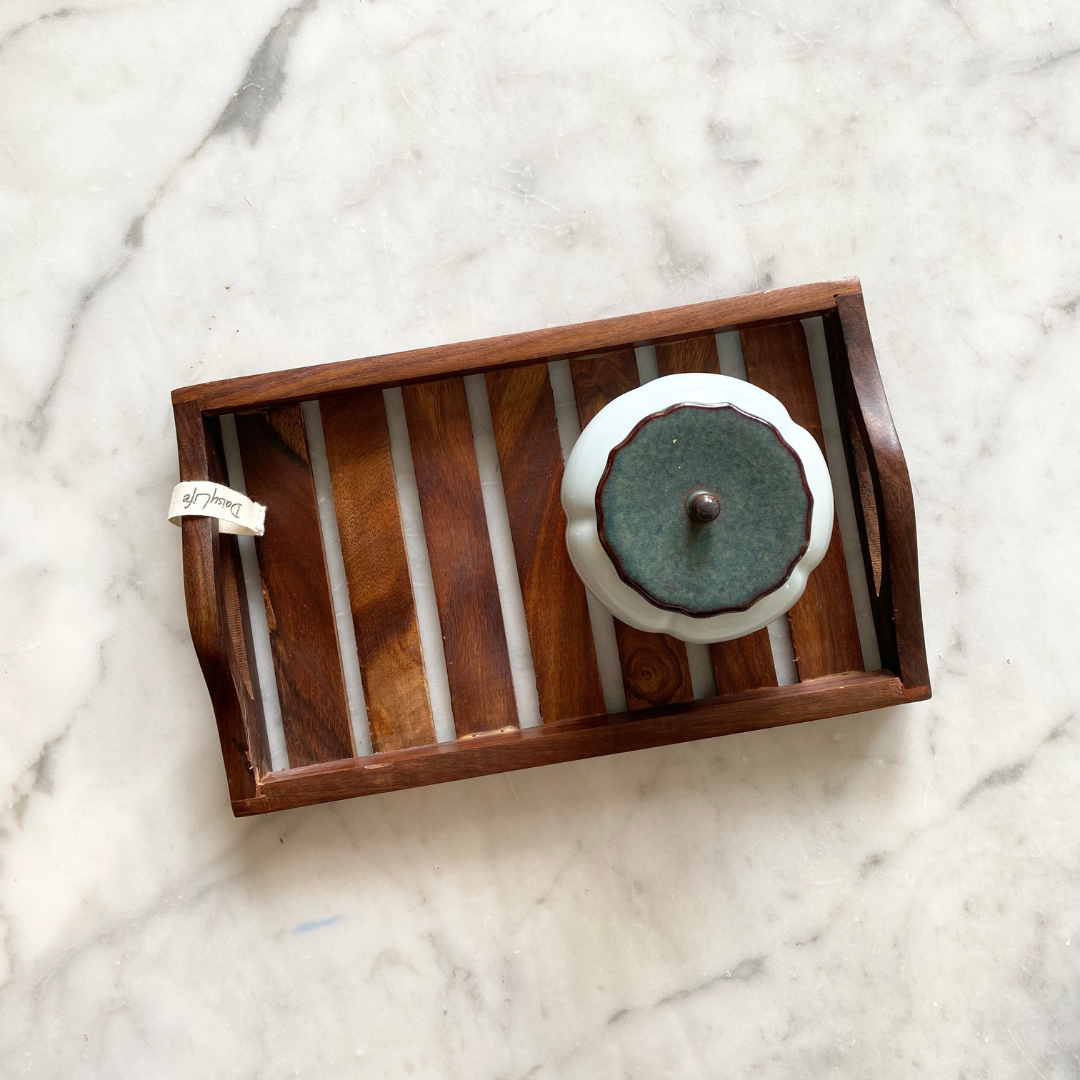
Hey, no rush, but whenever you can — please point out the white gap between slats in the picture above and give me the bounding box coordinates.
[218,414,290,771]
[382,388,458,744]
[547,359,628,715]
[462,374,543,729]
[635,344,719,701]
[802,318,882,671]
[301,401,374,758]
[715,330,800,686]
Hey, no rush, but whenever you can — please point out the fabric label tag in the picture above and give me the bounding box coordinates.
[168,482,266,536]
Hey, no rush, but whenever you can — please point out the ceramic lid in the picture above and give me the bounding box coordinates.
[561,373,835,644]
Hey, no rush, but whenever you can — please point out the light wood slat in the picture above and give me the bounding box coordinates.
[655,335,778,696]
[568,349,694,711]
[234,407,355,766]
[740,321,864,679]
[401,378,519,736]
[320,390,436,751]
[486,365,606,722]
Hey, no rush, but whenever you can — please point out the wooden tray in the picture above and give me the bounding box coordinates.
[172,280,930,816]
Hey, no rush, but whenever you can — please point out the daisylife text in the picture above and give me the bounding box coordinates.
[182,486,244,519]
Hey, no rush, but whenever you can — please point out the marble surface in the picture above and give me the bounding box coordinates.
[2,0,1079,1075]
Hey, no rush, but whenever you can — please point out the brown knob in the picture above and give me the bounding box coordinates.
[687,489,721,524]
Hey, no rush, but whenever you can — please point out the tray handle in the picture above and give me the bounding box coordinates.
[824,293,931,695]
[174,402,268,807]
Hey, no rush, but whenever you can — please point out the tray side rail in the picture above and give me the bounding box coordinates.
[251,670,909,814]
[823,294,931,694]
[174,402,269,811]
[174,280,863,414]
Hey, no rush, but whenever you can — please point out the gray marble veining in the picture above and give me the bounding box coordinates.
[1,0,1078,1077]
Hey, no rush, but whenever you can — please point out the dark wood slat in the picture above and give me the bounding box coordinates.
[610,623,695,709]
[740,321,864,679]
[401,378,519,736]
[176,280,864,413]
[654,333,723,377]
[486,365,605,722]
[320,390,436,751]
[568,348,640,428]
[234,407,355,766]
[251,670,915,814]
[220,532,271,776]
[655,334,778,696]
[568,349,694,711]
[822,313,892,676]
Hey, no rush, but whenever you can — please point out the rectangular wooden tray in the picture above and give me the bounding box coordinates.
[173,279,930,816]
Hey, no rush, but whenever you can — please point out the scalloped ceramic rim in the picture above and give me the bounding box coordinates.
[561,372,836,644]
[595,402,815,618]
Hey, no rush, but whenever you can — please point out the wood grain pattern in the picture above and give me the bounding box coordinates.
[827,295,930,692]
[740,321,864,680]
[610,623,695,709]
[486,364,605,722]
[175,280,863,413]
[568,349,695,711]
[320,390,436,751]
[654,333,723,377]
[401,378,519,736]
[234,407,355,766]
[568,348,641,428]
[250,670,917,814]
[655,334,778,696]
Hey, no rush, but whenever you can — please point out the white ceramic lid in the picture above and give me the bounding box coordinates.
[561,372,834,644]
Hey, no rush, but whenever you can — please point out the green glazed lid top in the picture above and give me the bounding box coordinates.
[596,403,813,618]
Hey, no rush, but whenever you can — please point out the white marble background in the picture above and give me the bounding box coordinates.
[2,0,1079,1076]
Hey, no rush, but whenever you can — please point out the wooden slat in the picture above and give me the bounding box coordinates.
[320,390,435,752]
[611,624,695,709]
[234,406,355,766]
[654,333,723,377]
[401,378,519,736]
[655,335,778,696]
[740,321,864,679]
[251,670,917,814]
[568,349,694,711]
[486,365,605,722]
[568,348,642,429]
[220,531,271,776]
[175,280,864,412]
